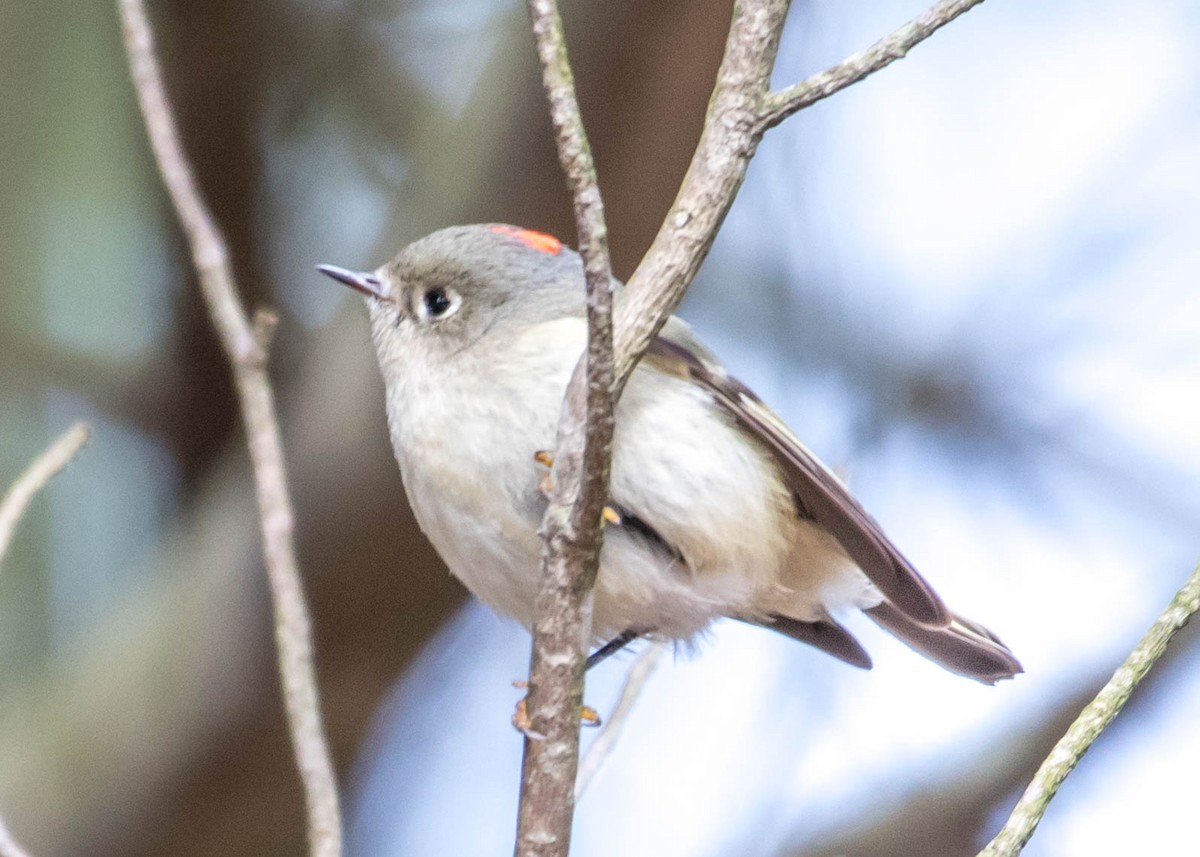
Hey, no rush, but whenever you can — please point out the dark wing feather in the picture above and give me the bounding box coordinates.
[647,322,950,628]
[867,602,1023,684]
[752,615,873,670]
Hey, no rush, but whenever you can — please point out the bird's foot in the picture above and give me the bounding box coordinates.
[511,680,602,739]
[533,450,622,525]
[533,450,555,497]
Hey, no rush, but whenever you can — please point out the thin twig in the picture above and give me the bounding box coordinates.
[517,2,615,855]
[117,2,341,855]
[0,425,89,857]
[575,642,666,801]
[759,0,990,130]
[978,560,1200,857]
[0,817,32,857]
[0,424,90,565]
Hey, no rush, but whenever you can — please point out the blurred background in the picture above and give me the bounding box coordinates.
[1,0,1198,854]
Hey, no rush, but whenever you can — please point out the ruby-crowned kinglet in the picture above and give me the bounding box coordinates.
[319,224,1021,683]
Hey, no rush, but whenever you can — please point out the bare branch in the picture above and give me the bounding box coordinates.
[516,3,791,854]
[978,560,1200,857]
[516,1,615,855]
[575,642,666,801]
[0,424,84,857]
[518,0,998,850]
[615,0,792,387]
[117,2,341,854]
[0,816,32,857]
[0,424,89,565]
[760,0,990,130]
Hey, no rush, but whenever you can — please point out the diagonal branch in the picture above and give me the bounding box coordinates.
[0,817,32,857]
[517,2,614,855]
[759,0,990,130]
[0,423,90,857]
[614,0,792,387]
[117,2,341,855]
[0,424,90,565]
[978,559,1200,857]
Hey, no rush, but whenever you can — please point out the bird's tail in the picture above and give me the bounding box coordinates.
[866,601,1023,685]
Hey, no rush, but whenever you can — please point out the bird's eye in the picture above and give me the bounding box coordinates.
[425,288,451,316]
[421,287,459,321]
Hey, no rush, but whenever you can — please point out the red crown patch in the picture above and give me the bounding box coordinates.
[489,224,563,256]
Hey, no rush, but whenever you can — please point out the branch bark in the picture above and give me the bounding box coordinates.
[516,2,791,854]
[0,423,90,857]
[978,559,1200,857]
[117,2,341,855]
[615,0,791,385]
[519,0,1001,852]
[516,2,614,855]
[0,424,90,565]
[760,0,990,130]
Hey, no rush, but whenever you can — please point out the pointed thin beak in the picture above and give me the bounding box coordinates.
[317,264,389,300]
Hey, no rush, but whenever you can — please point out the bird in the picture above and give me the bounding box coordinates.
[319,223,1022,684]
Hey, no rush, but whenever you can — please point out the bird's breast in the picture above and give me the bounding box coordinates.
[380,324,582,622]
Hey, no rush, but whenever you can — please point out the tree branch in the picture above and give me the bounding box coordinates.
[0,424,90,565]
[759,0,990,130]
[516,2,791,855]
[518,0,998,852]
[516,2,614,855]
[615,0,791,387]
[0,817,31,857]
[978,559,1200,857]
[0,423,90,857]
[117,3,341,855]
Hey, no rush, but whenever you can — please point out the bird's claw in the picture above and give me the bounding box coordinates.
[533,451,621,527]
[511,679,604,737]
[534,450,555,496]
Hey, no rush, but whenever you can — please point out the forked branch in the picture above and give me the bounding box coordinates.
[517,0,1004,855]
[760,0,991,129]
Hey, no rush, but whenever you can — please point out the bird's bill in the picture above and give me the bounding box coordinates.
[317,264,389,300]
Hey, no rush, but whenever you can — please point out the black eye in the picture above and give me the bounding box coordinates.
[424,287,453,317]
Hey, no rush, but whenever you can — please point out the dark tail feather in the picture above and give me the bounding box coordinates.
[866,601,1023,685]
[756,614,874,670]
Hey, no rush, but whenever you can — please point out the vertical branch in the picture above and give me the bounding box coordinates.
[517,2,793,854]
[517,2,614,855]
[978,560,1200,857]
[117,2,342,855]
[518,0,998,852]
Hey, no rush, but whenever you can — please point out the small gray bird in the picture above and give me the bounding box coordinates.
[320,224,1021,683]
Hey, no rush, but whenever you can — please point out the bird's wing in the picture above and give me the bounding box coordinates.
[646,318,950,627]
